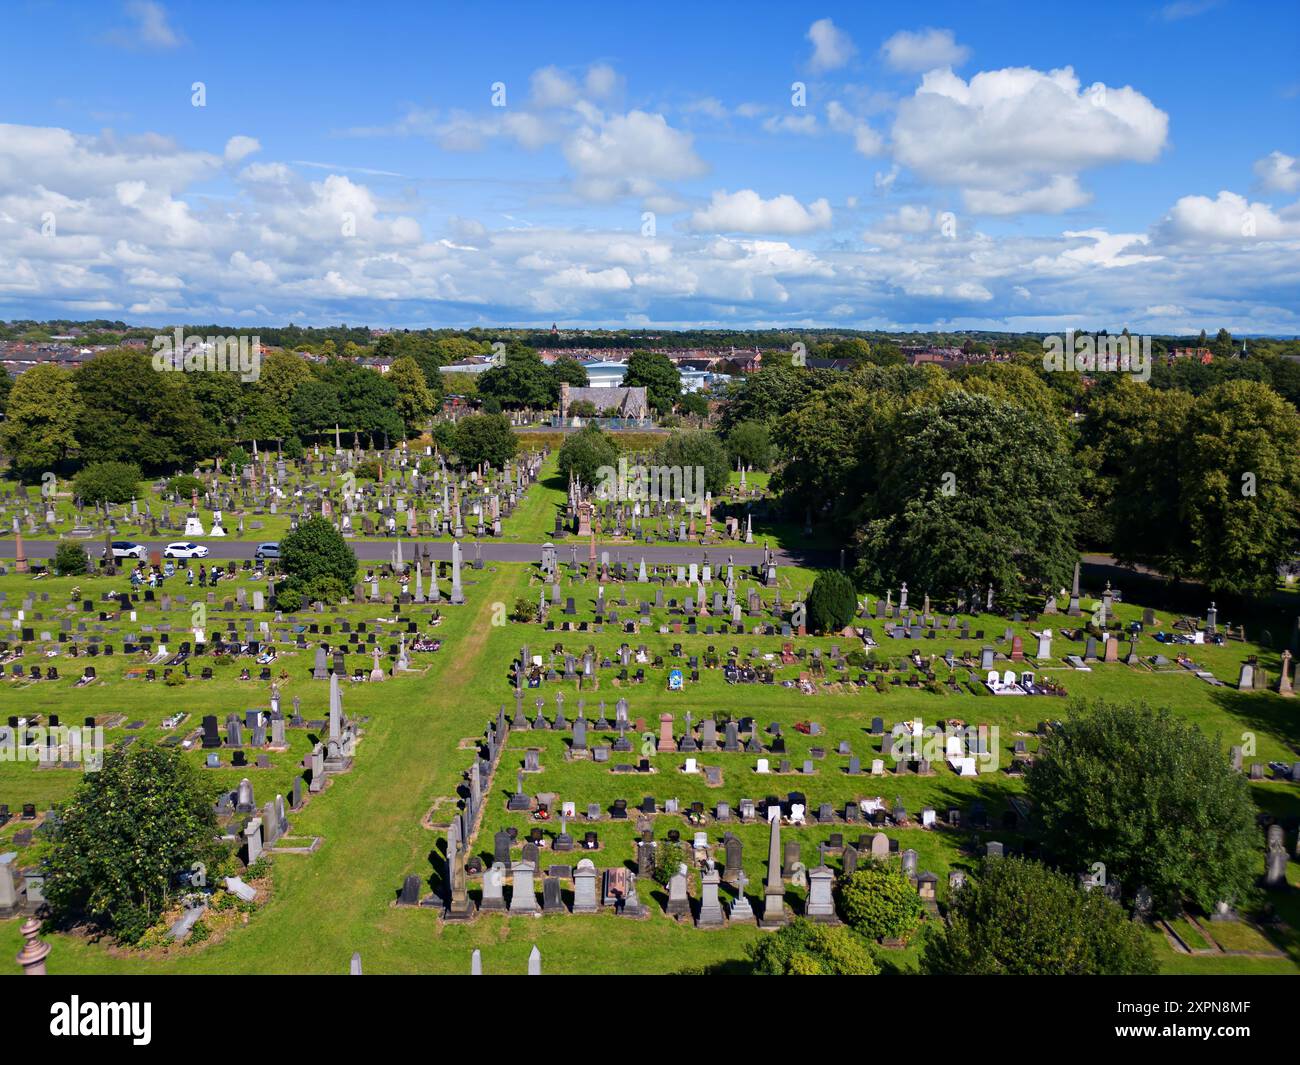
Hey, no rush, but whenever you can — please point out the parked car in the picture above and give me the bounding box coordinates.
[163,541,209,559]
[108,540,147,560]
[254,541,280,560]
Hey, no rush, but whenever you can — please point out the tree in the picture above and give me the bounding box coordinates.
[389,355,438,435]
[452,413,518,469]
[719,362,833,431]
[74,461,142,505]
[837,861,924,942]
[73,350,215,470]
[1177,380,1300,596]
[550,356,590,389]
[322,361,403,444]
[922,856,1157,975]
[279,517,358,604]
[558,424,618,488]
[623,351,681,414]
[747,918,880,975]
[0,367,10,414]
[1028,700,1258,918]
[478,346,555,409]
[652,430,729,496]
[725,419,773,471]
[1079,379,1192,563]
[677,391,711,420]
[772,378,874,530]
[806,570,858,633]
[290,378,344,437]
[0,362,82,476]
[54,541,89,575]
[43,743,221,944]
[857,392,1077,600]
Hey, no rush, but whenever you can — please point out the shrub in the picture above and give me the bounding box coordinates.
[510,596,537,623]
[73,461,141,505]
[922,855,1158,975]
[747,918,879,975]
[807,570,858,634]
[167,474,204,499]
[54,542,89,576]
[838,861,924,942]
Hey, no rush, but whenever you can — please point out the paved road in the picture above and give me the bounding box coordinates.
[0,538,828,568]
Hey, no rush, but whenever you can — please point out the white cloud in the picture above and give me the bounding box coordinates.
[1254,150,1300,194]
[762,114,819,136]
[108,0,184,50]
[964,175,1090,215]
[690,189,832,235]
[224,135,261,164]
[530,66,580,109]
[1155,189,1300,243]
[881,28,970,72]
[892,66,1169,215]
[564,109,706,200]
[807,18,856,73]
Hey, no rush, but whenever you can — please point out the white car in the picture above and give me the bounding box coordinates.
[163,541,209,559]
[108,540,147,560]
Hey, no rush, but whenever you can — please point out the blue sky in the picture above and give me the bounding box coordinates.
[1,0,1297,332]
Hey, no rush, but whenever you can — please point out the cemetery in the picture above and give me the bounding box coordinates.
[4,533,1297,975]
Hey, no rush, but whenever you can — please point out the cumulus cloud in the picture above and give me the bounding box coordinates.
[1155,189,1300,243]
[564,109,707,200]
[891,66,1169,215]
[807,18,856,73]
[689,189,833,234]
[881,28,970,72]
[0,116,1294,335]
[1254,150,1300,194]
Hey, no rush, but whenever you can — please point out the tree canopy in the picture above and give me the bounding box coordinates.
[1028,700,1259,918]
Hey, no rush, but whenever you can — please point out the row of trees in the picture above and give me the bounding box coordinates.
[725,356,1300,598]
[0,349,445,477]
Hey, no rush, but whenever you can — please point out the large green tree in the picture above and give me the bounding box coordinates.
[73,349,216,470]
[652,430,729,496]
[43,744,221,944]
[1177,379,1300,596]
[1028,700,1258,918]
[280,517,358,603]
[857,391,1077,600]
[452,413,519,469]
[557,423,618,488]
[623,351,681,414]
[478,346,556,409]
[389,355,438,435]
[922,856,1157,975]
[725,419,773,470]
[0,362,81,476]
